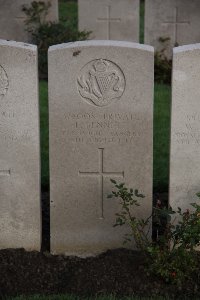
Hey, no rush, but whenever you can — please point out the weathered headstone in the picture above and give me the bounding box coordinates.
[0,39,41,250]
[145,0,200,57]
[78,0,139,42]
[49,40,154,256]
[170,44,200,212]
[0,0,58,42]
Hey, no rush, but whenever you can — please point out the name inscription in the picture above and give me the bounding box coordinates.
[64,112,147,145]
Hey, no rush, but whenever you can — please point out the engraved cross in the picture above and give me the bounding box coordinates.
[79,148,124,219]
[15,15,26,23]
[97,5,121,39]
[162,7,190,45]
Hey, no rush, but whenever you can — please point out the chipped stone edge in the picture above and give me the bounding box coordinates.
[0,39,37,51]
[48,40,154,53]
[173,43,200,54]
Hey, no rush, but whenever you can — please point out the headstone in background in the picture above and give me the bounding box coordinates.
[0,40,41,250]
[145,0,200,58]
[78,0,139,42]
[170,44,200,212]
[49,40,153,256]
[0,0,58,42]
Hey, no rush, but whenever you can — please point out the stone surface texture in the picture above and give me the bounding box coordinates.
[78,0,139,42]
[170,44,200,212]
[0,0,58,42]
[0,40,41,250]
[145,0,200,57]
[49,40,153,256]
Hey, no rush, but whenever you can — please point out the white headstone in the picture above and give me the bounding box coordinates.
[49,40,154,256]
[170,44,200,212]
[78,0,139,42]
[0,40,41,250]
[0,0,58,42]
[145,0,200,58]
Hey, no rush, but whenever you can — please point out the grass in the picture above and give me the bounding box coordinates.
[39,82,171,192]
[7,295,173,300]
[153,84,171,192]
[39,81,49,189]
[140,0,145,43]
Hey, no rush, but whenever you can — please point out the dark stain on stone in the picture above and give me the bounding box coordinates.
[73,50,81,57]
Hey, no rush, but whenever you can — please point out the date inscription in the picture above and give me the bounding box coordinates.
[64,112,147,145]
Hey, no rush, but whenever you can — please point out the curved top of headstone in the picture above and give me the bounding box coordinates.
[0,39,36,51]
[173,43,200,54]
[49,40,154,53]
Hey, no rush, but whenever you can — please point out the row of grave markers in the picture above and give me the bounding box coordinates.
[0,39,199,256]
[1,0,200,58]
[79,0,200,58]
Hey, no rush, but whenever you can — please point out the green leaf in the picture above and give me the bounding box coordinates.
[118,183,124,188]
[110,179,116,184]
[177,207,181,213]
[112,191,118,197]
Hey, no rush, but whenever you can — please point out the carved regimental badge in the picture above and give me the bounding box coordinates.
[77,59,125,107]
[0,65,9,98]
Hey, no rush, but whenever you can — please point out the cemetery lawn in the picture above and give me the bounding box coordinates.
[39,81,49,189]
[39,81,171,192]
[153,84,171,192]
[140,0,144,43]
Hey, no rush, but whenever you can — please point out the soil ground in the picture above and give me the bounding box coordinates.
[0,192,199,299]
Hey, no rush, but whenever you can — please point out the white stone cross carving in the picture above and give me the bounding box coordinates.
[15,13,26,23]
[162,7,190,45]
[97,5,121,39]
[15,16,26,22]
[79,148,124,219]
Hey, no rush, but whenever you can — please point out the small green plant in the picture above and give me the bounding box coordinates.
[22,1,51,30]
[148,202,200,285]
[22,1,91,78]
[107,179,151,252]
[108,179,200,285]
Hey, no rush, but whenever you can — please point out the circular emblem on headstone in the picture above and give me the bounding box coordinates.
[77,59,125,107]
[0,65,9,98]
